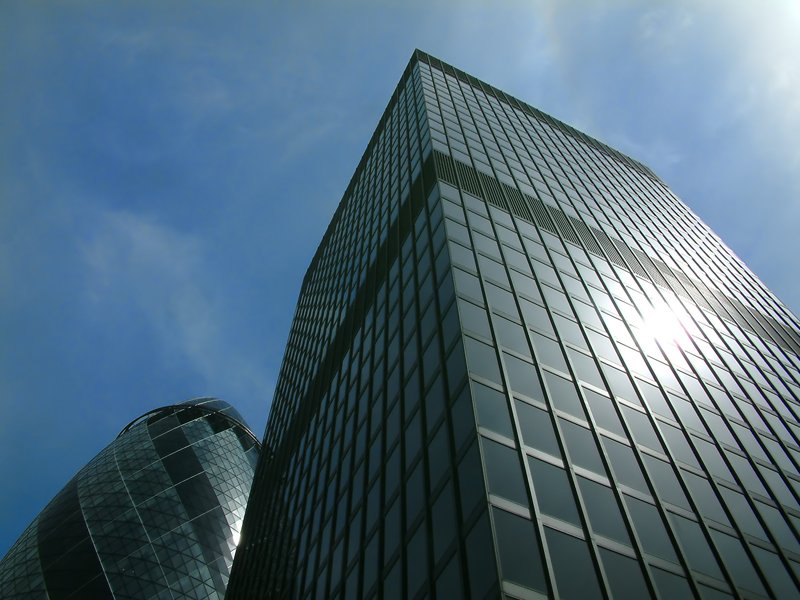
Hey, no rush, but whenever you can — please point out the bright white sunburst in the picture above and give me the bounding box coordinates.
[639,301,692,350]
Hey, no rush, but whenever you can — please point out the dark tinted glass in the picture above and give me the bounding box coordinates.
[545,528,603,599]
[482,438,527,506]
[515,401,560,457]
[599,548,650,599]
[493,508,546,593]
[528,458,580,525]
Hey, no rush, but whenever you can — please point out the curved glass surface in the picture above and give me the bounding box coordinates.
[0,400,260,599]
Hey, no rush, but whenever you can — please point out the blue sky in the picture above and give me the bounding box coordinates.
[1,1,799,555]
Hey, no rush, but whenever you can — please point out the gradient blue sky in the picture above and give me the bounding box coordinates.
[2,1,799,555]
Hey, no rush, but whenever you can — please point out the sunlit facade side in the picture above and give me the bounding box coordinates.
[0,398,260,599]
[228,50,800,598]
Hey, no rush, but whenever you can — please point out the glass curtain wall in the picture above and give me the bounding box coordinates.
[229,51,800,600]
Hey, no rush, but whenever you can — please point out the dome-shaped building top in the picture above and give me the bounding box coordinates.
[0,398,260,599]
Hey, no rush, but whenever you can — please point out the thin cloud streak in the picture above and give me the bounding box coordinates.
[81,209,275,410]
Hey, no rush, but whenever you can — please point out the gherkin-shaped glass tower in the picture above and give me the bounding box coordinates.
[0,398,260,599]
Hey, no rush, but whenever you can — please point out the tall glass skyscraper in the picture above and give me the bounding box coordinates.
[228,51,800,599]
[0,398,260,599]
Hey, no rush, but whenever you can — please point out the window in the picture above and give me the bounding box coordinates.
[492,508,546,593]
[503,353,544,401]
[515,400,560,457]
[578,477,630,545]
[625,495,678,563]
[561,419,605,475]
[528,458,580,525]
[482,438,528,506]
[544,372,586,419]
[472,380,513,438]
[545,528,603,599]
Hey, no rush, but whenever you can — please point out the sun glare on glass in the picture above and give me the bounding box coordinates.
[640,302,692,349]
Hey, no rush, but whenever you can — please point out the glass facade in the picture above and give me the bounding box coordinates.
[0,398,260,599]
[228,51,800,599]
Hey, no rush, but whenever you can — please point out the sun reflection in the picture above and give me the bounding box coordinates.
[640,302,692,349]
[231,525,242,558]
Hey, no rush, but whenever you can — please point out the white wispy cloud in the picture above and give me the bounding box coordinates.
[80,209,274,408]
[637,6,695,50]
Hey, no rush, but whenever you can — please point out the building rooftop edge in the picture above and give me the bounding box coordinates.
[117,396,262,447]
[412,49,663,185]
